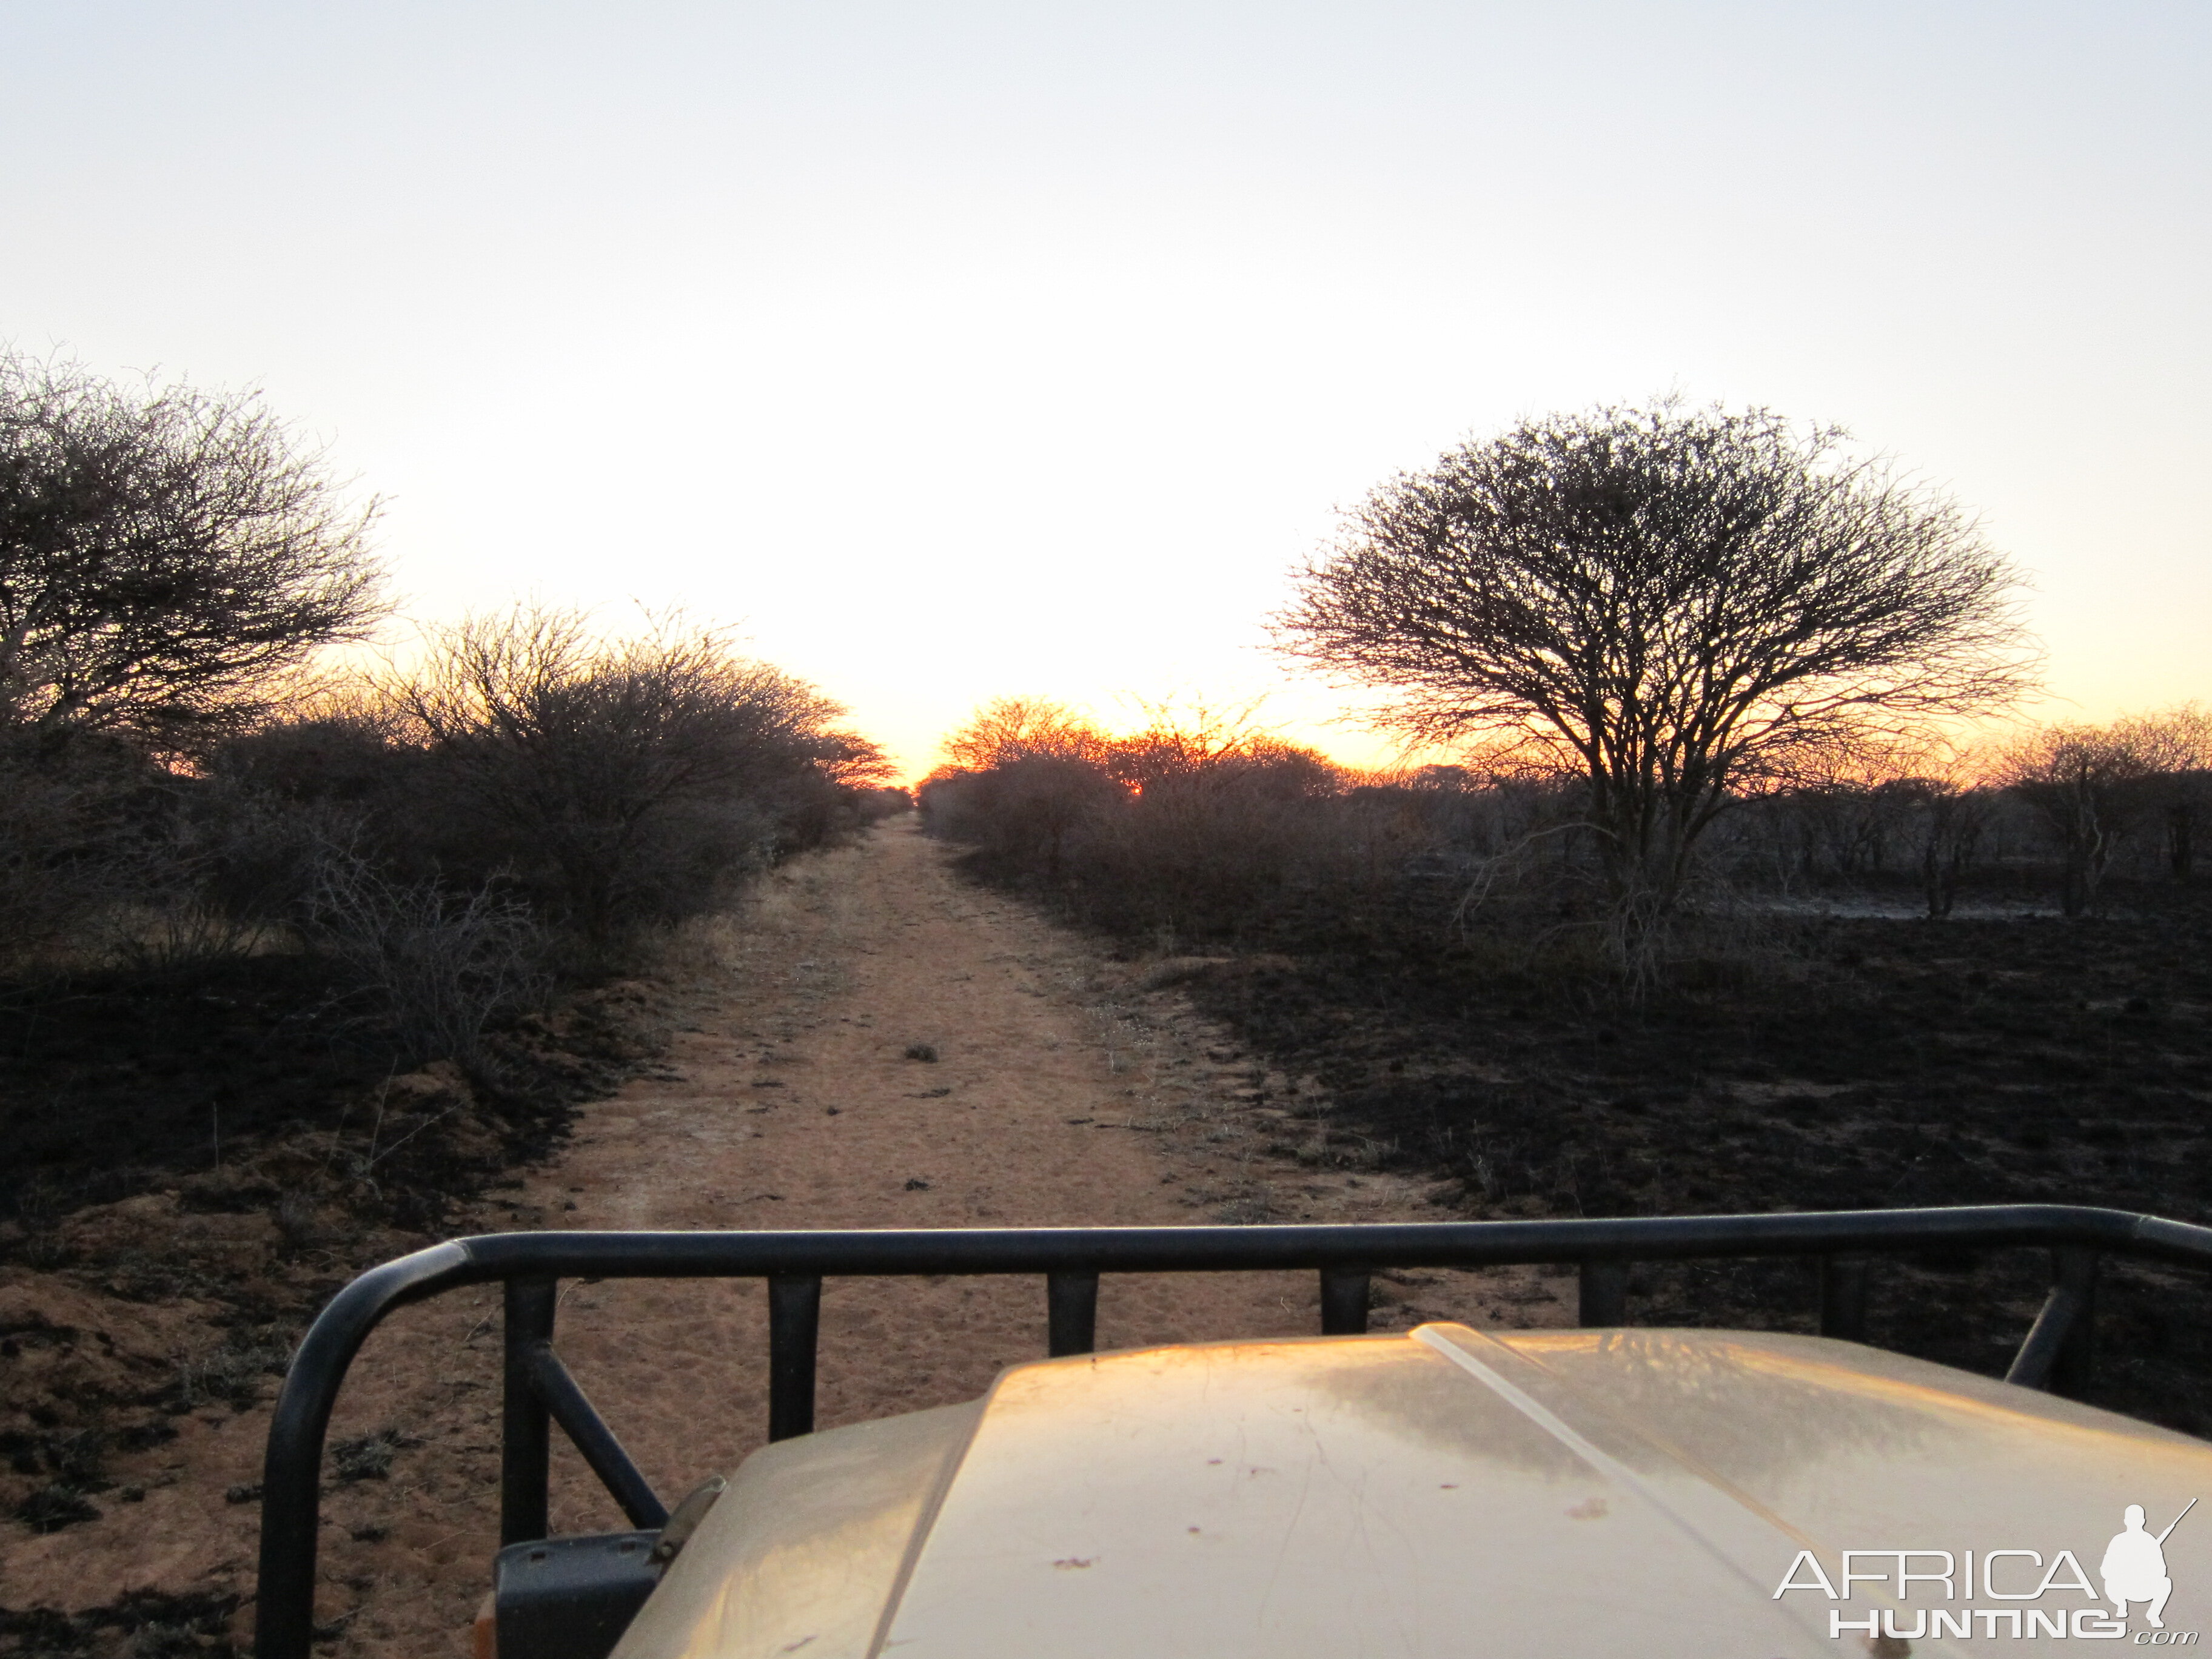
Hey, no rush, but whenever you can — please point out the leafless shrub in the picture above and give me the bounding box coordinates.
[1212,1184,1280,1225]
[172,1337,292,1411]
[1737,735,1999,919]
[2002,725,2158,916]
[0,724,376,972]
[0,617,879,991]
[208,697,415,807]
[330,1427,409,1482]
[925,697,1121,870]
[380,607,854,957]
[1065,769,1404,937]
[18,1482,100,1532]
[939,695,1110,769]
[8,1173,71,1267]
[303,844,547,1068]
[923,755,1124,874]
[2113,705,2212,882]
[0,747,149,965]
[924,694,1438,943]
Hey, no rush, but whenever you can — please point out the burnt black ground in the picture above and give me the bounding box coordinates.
[0,1589,238,1659]
[0,954,651,1244]
[0,957,386,1218]
[1161,879,2212,1432]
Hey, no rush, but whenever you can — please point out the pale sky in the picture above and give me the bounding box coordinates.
[4,2,2205,779]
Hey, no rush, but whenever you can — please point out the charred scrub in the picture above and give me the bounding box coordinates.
[1175,886,2212,1431]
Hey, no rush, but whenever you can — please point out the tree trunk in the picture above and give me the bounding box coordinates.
[1922,840,1954,920]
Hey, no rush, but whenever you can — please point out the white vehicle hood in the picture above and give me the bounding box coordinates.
[614,1324,2211,1659]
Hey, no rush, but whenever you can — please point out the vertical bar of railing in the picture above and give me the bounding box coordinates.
[1320,1267,1370,1335]
[768,1273,822,1441]
[1820,1255,1870,1341]
[2051,1246,2099,1399]
[501,1277,557,1546]
[1047,1270,1100,1357]
[1579,1259,1628,1326]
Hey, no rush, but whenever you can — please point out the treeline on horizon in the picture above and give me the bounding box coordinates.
[918,693,2212,958]
[0,353,900,1071]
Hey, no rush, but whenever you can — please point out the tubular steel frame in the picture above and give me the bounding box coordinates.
[254,1204,2212,1659]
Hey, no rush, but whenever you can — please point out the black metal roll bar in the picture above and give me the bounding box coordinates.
[254,1204,2212,1659]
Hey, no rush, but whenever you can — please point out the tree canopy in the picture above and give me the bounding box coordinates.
[0,352,384,754]
[1278,400,2037,909]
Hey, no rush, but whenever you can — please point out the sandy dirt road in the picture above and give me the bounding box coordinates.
[492,820,1538,1540]
[5,818,1558,1655]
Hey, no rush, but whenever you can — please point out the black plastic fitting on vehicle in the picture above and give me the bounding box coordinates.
[492,1532,660,1659]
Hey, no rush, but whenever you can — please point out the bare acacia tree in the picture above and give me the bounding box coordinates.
[0,352,384,753]
[1277,400,2037,929]
[2002,723,2157,916]
[2114,704,2211,881]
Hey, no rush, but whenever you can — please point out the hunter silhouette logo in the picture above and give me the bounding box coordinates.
[1774,1500,2197,1641]
[2105,1501,2192,1629]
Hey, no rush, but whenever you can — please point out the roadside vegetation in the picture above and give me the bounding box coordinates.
[1,351,895,1222]
[922,695,2209,951]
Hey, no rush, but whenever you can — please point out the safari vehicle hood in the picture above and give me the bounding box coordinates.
[612,1323,2210,1659]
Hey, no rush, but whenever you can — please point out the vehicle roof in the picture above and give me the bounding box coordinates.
[615,1323,2210,1659]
